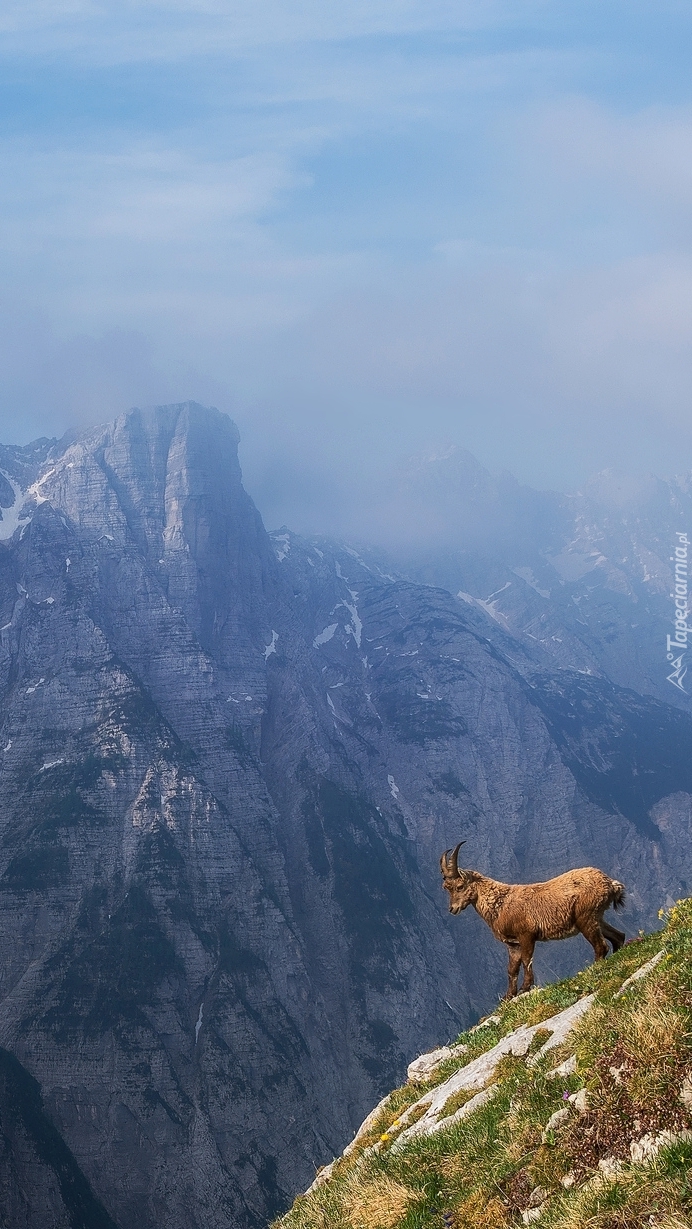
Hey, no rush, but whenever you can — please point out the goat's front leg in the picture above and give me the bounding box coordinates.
[505,943,522,999]
[518,937,536,993]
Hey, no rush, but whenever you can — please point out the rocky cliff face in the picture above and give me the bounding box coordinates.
[0,405,691,1228]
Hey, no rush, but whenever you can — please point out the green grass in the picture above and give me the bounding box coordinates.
[275,901,692,1229]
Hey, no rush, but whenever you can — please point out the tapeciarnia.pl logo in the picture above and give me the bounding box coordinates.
[666,531,690,692]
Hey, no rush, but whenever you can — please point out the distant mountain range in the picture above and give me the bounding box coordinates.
[368,443,692,708]
[0,405,690,1228]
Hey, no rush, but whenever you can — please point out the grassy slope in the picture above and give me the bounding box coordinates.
[275,900,692,1229]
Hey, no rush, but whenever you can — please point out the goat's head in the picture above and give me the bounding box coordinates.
[440,842,475,913]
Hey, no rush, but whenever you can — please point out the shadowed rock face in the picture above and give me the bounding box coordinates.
[0,403,691,1227]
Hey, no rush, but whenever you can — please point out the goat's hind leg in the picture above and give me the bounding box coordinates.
[518,936,536,993]
[579,918,609,962]
[601,919,626,952]
[505,943,522,999]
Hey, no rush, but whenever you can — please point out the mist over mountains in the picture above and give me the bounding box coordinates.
[0,403,690,1228]
[362,444,692,709]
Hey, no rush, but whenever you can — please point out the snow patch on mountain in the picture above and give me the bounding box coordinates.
[314,623,338,647]
[0,473,31,541]
[273,533,291,562]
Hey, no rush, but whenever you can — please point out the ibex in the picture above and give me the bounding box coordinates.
[440,843,626,998]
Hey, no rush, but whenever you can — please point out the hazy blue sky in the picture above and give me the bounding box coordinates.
[2,2,692,531]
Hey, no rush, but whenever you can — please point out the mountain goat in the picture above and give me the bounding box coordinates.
[440,843,626,998]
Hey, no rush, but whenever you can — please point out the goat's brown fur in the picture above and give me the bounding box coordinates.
[440,843,626,998]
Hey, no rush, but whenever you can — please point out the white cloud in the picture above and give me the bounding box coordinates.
[0,1,517,63]
[1,0,692,530]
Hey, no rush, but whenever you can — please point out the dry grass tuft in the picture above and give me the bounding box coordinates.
[503,1116,542,1162]
[622,983,689,1107]
[452,1190,508,1228]
[282,1195,330,1229]
[342,1175,419,1229]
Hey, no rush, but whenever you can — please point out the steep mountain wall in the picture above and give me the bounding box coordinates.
[0,405,690,1227]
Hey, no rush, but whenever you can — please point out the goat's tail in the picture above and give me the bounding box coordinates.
[610,880,626,910]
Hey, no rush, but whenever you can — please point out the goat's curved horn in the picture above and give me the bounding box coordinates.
[440,841,466,877]
[449,841,466,876]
